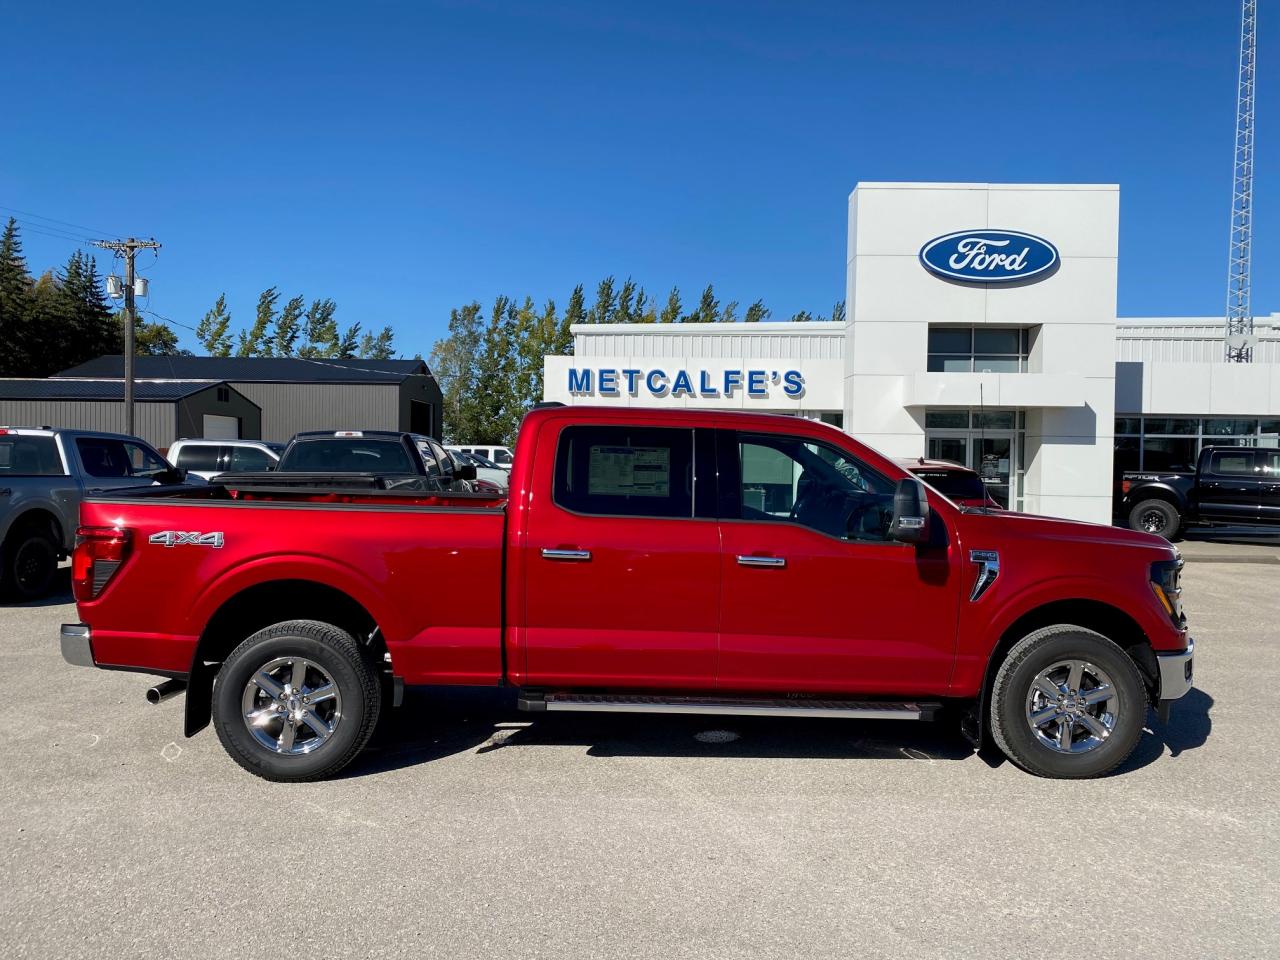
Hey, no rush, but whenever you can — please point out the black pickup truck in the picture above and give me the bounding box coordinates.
[1119,445,1280,539]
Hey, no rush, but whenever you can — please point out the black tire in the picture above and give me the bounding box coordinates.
[990,625,1147,779]
[212,620,382,782]
[1128,498,1182,540]
[1,532,58,601]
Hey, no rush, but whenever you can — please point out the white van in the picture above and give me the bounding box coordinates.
[167,439,285,480]
[447,445,514,471]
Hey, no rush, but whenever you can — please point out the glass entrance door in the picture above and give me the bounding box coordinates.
[925,430,1017,509]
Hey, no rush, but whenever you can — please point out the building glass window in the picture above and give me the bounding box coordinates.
[925,411,969,429]
[927,326,1029,373]
[1114,416,1280,472]
[1203,418,1258,436]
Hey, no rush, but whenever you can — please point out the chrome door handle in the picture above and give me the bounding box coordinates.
[542,548,592,561]
[736,555,786,568]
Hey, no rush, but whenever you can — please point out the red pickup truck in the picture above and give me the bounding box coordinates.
[61,407,1194,781]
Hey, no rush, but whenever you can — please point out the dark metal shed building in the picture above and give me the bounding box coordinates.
[0,379,261,450]
[56,356,443,442]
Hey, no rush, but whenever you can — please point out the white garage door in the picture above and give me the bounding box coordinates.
[202,414,240,440]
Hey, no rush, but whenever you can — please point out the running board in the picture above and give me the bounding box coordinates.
[518,691,939,721]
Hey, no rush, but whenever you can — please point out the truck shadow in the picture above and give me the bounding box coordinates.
[2,568,73,608]
[346,687,973,779]
[344,685,1214,779]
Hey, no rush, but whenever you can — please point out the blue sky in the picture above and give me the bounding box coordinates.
[1,1,1272,356]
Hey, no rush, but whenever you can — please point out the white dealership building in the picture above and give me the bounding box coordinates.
[544,182,1280,524]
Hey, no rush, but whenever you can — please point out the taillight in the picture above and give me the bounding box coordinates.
[1121,480,1131,494]
[72,526,131,602]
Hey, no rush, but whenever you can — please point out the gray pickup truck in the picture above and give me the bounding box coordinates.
[0,427,192,599]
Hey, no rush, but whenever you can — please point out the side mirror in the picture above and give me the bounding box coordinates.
[888,477,931,544]
[156,466,187,485]
[454,463,477,482]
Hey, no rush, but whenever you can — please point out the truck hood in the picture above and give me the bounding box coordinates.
[956,507,1176,556]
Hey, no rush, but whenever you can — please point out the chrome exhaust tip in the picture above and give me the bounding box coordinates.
[146,678,187,705]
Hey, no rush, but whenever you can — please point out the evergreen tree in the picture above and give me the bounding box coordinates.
[829,300,847,324]
[0,218,34,376]
[744,299,770,323]
[718,300,739,323]
[300,298,339,358]
[616,277,637,323]
[132,319,188,355]
[555,284,585,354]
[237,286,278,357]
[659,286,682,324]
[588,276,616,324]
[27,272,75,375]
[788,310,814,323]
[196,294,234,357]
[272,294,305,357]
[633,286,656,323]
[472,296,518,444]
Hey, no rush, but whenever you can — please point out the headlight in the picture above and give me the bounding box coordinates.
[1150,557,1185,627]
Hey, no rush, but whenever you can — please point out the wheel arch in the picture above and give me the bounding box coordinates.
[1,506,65,554]
[184,579,387,737]
[970,597,1159,747]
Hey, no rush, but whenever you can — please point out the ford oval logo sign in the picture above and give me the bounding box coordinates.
[919,229,1059,283]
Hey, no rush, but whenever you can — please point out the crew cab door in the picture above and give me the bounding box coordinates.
[1196,449,1263,523]
[1260,449,1280,524]
[520,422,720,689]
[715,430,959,695]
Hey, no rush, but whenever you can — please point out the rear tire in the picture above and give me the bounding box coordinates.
[1,531,58,601]
[1128,499,1182,540]
[212,620,382,782]
[990,625,1147,779]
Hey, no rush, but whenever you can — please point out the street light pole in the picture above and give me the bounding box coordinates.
[94,237,160,436]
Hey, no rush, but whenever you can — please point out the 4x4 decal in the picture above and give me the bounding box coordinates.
[148,531,224,548]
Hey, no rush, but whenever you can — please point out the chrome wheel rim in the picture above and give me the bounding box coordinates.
[1025,659,1118,754]
[1140,510,1167,534]
[240,657,342,755]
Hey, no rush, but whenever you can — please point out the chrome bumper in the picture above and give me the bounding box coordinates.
[60,623,94,668]
[1156,637,1194,702]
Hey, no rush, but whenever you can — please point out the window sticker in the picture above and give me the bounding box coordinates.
[587,445,670,497]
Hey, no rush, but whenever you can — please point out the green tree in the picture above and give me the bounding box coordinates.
[237,287,278,357]
[554,283,585,354]
[744,299,770,323]
[272,294,305,357]
[299,299,339,358]
[659,286,681,324]
[788,310,814,323]
[336,322,362,359]
[472,296,518,444]
[718,300,739,323]
[587,276,616,324]
[828,300,846,324]
[358,325,395,359]
[685,284,719,323]
[616,277,637,323]
[195,293,234,357]
[0,218,34,376]
[430,302,484,442]
[132,319,189,355]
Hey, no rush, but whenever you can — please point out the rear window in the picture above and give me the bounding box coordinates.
[911,467,985,501]
[553,426,692,518]
[0,435,64,476]
[279,438,415,473]
[76,437,169,479]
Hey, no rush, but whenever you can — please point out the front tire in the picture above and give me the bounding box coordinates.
[1128,498,1181,540]
[212,620,382,782]
[990,625,1147,779]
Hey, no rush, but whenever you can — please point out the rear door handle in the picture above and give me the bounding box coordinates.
[737,555,786,568]
[542,548,592,561]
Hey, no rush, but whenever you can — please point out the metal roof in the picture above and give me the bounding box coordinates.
[57,355,430,383]
[0,378,228,401]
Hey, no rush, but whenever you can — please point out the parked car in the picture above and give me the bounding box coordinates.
[0,427,193,599]
[1119,445,1280,539]
[449,450,509,491]
[899,457,1002,510]
[167,439,285,480]
[62,407,1192,782]
[271,430,475,492]
[448,444,514,471]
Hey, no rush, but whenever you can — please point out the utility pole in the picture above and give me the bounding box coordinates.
[93,237,161,435]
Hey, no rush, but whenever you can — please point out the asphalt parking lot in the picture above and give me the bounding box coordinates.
[3,539,1278,960]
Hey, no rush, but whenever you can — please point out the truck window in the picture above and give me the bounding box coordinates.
[229,446,274,471]
[1209,451,1255,476]
[175,445,224,472]
[492,448,513,465]
[0,435,64,476]
[76,437,169,479]
[554,426,693,519]
[1262,451,1280,474]
[281,439,415,473]
[910,468,985,502]
[734,434,896,541]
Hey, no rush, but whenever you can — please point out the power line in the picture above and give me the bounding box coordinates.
[0,203,115,238]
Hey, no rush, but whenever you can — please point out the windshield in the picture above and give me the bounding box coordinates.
[279,438,415,473]
[911,468,986,501]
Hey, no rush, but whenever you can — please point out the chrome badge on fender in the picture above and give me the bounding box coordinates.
[148,531,225,548]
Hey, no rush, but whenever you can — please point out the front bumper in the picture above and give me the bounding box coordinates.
[1156,637,1194,702]
[60,623,94,668]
